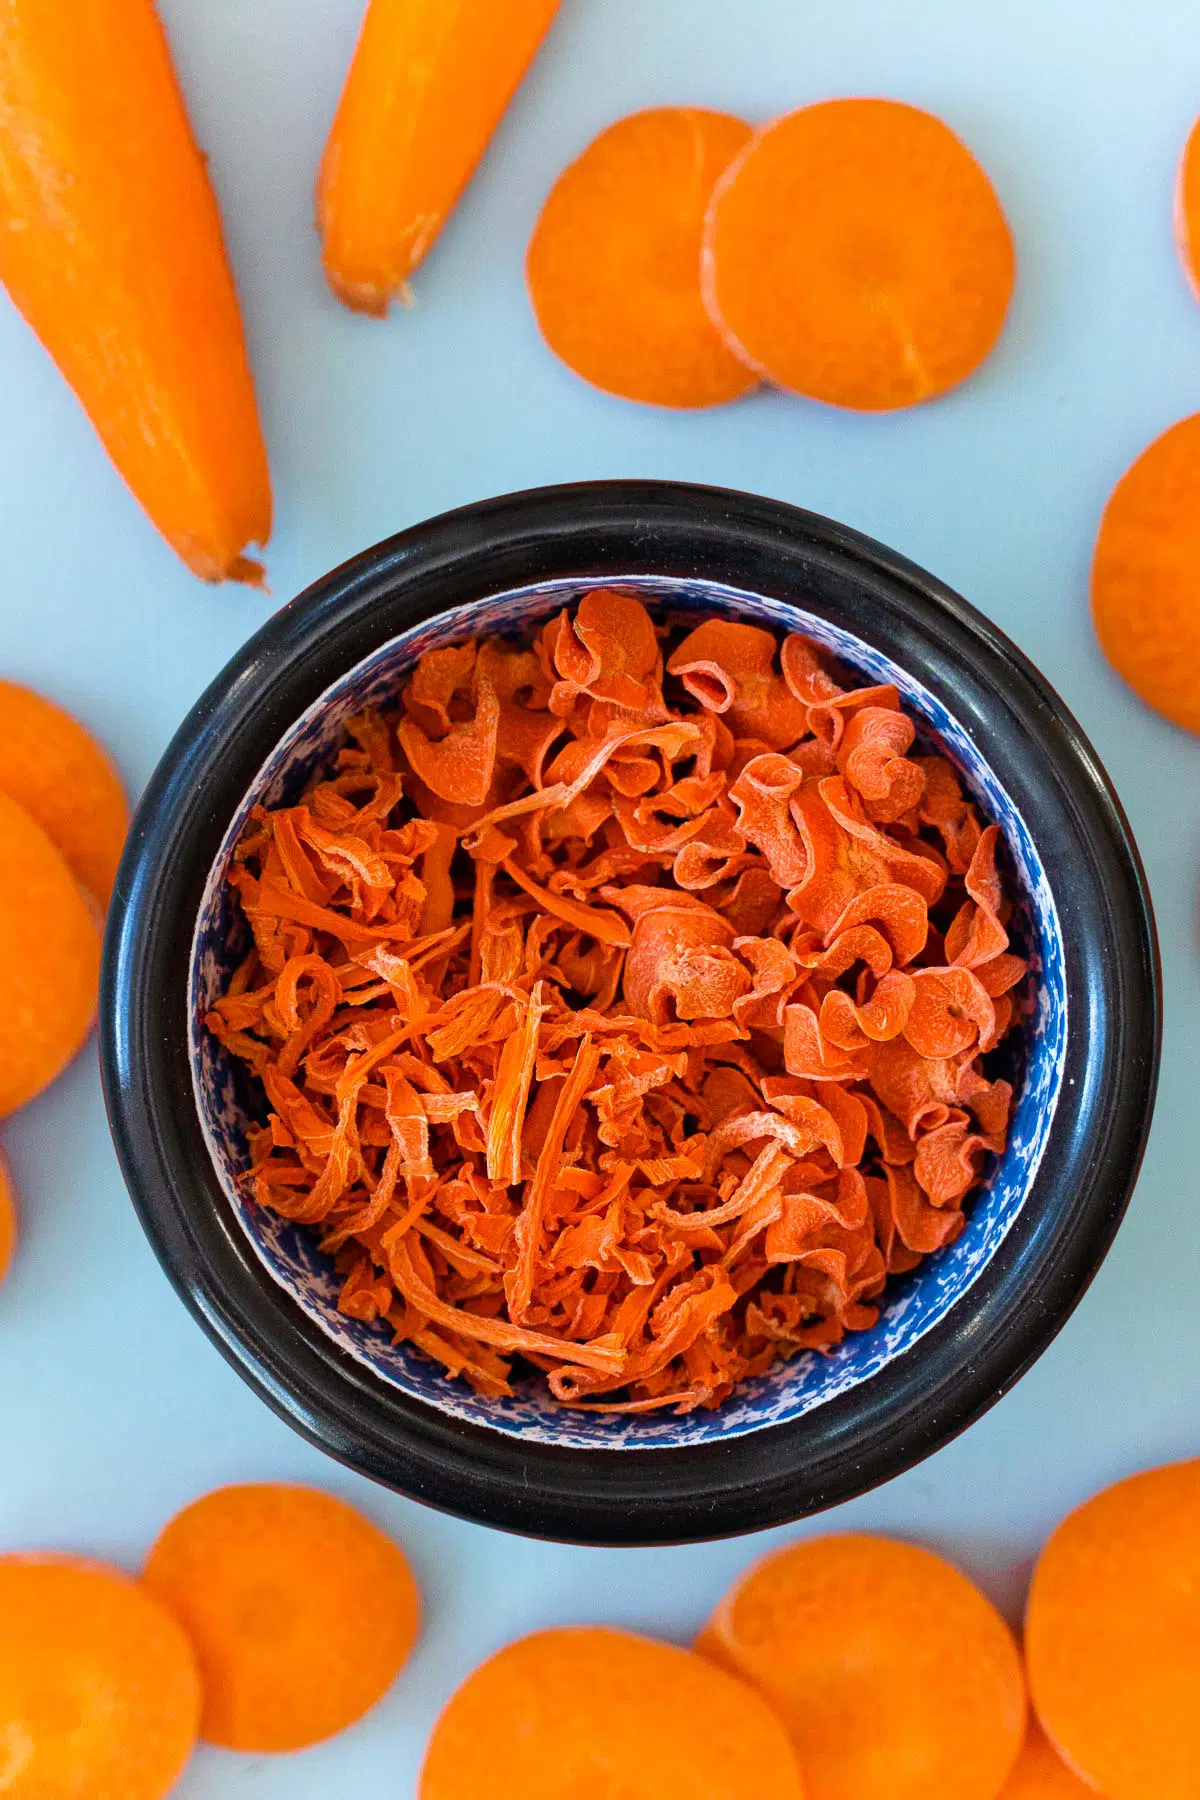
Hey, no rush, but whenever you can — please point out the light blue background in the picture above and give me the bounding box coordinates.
[1,2,1198,1792]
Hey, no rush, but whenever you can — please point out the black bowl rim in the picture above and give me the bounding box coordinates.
[100,479,1161,1546]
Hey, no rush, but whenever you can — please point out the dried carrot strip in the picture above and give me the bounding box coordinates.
[702,99,1015,410]
[0,1553,200,1798]
[0,0,271,581]
[142,1483,420,1752]
[1025,1459,1200,1799]
[0,681,128,906]
[527,108,759,407]
[997,1721,1096,1798]
[0,1152,15,1289]
[698,1534,1026,1800]
[419,1626,805,1800]
[1091,414,1200,733]
[318,0,560,313]
[0,791,100,1116]
[210,600,1026,1414]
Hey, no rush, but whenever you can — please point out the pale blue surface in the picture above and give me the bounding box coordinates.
[0,1,1197,1792]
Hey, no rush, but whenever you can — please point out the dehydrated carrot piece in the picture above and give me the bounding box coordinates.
[1025,1459,1200,1799]
[527,107,759,408]
[318,0,561,313]
[997,1721,1097,1798]
[0,682,129,906]
[698,1534,1025,1800]
[0,790,101,1116]
[419,1626,805,1800]
[0,1553,200,1798]
[703,98,1014,411]
[1090,413,1200,733]
[0,1150,17,1287]
[398,674,500,806]
[668,622,809,747]
[142,1482,420,1752]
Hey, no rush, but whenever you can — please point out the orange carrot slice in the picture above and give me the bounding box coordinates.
[997,1720,1097,1798]
[0,1151,16,1287]
[1026,1459,1200,1799]
[1174,116,1200,302]
[318,0,561,314]
[0,791,100,1117]
[0,1553,200,1798]
[698,1534,1025,1800]
[1091,414,1200,733]
[142,1482,420,1751]
[0,1,271,582]
[419,1625,805,1800]
[527,107,759,408]
[0,682,128,906]
[702,99,1015,410]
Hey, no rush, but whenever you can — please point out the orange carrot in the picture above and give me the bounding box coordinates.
[527,108,759,408]
[142,1482,420,1751]
[0,1553,200,1799]
[1091,413,1200,733]
[0,1151,16,1287]
[1025,1459,1200,1799]
[698,1534,1026,1800]
[419,1625,805,1800]
[0,682,129,907]
[0,1,271,582]
[0,791,100,1117]
[318,0,561,314]
[1174,115,1200,302]
[702,99,1015,410]
[997,1720,1097,1798]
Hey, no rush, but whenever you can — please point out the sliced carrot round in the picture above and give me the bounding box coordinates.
[0,1553,200,1799]
[0,1150,17,1287]
[697,1534,1025,1800]
[1091,413,1200,733]
[702,98,1015,410]
[141,1482,420,1752]
[0,791,100,1117]
[420,1625,804,1800]
[527,106,759,408]
[0,682,128,907]
[1026,1460,1200,1799]
[1174,115,1200,303]
[997,1720,1097,1798]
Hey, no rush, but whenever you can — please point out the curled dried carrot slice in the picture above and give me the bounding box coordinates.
[698,1534,1026,1800]
[142,1482,419,1752]
[419,1626,804,1800]
[527,108,758,408]
[210,593,1026,1413]
[703,98,1015,410]
[1025,1459,1200,1800]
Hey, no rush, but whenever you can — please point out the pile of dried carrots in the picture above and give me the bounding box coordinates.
[207,592,1026,1416]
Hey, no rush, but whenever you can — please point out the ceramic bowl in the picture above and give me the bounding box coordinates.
[100,481,1160,1544]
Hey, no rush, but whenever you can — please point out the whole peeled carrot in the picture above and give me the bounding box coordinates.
[317,0,560,315]
[0,1,271,583]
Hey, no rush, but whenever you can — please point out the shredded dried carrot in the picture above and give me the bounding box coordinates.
[527,107,759,408]
[1090,413,1200,734]
[208,593,1027,1414]
[0,1151,17,1289]
[0,790,101,1117]
[419,1625,805,1800]
[141,1482,420,1752]
[698,1534,1026,1800]
[0,681,128,906]
[0,1553,200,1799]
[702,98,1015,410]
[1025,1459,1200,1799]
[997,1720,1097,1799]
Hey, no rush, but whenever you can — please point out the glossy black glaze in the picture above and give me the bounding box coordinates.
[100,482,1160,1545]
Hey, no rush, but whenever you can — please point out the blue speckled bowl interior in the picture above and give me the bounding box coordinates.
[189,576,1067,1450]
